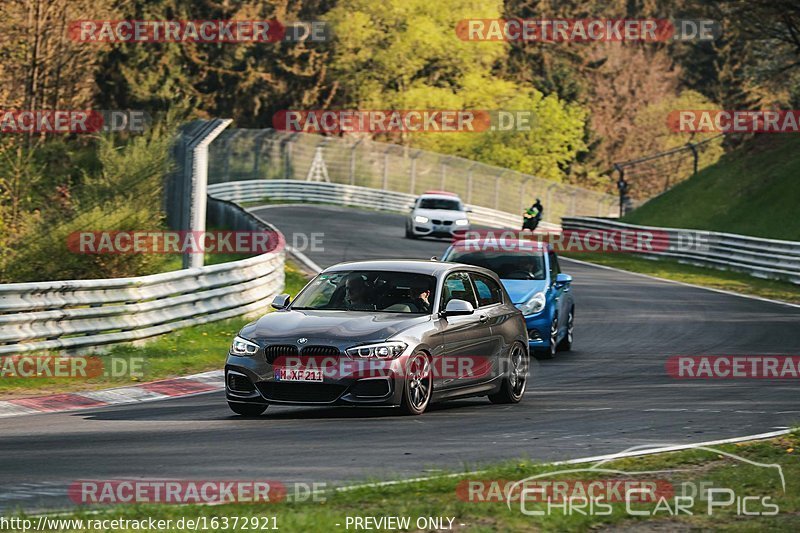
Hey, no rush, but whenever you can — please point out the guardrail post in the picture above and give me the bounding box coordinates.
[350,139,362,185]
[687,141,699,175]
[168,119,232,269]
[546,184,556,220]
[382,148,390,190]
[570,190,577,217]
[494,170,505,210]
[467,164,475,204]
[251,130,271,180]
[221,130,241,182]
[410,151,420,194]
[285,139,293,179]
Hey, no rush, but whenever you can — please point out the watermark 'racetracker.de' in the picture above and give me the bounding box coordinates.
[69,20,328,43]
[456,19,720,42]
[0,110,149,134]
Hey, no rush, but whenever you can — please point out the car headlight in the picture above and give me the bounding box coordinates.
[414,215,429,224]
[516,291,546,315]
[346,341,407,359]
[231,336,259,356]
[454,219,469,226]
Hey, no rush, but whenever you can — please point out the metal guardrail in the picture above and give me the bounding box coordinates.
[208,179,561,231]
[562,217,800,285]
[0,200,285,356]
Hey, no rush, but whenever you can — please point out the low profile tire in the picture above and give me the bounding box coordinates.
[489,343,528,404]
[405,224,417,239]
[535,316,558,360]
[228,402,267,416]
[557,307,574,352]
[400,352,432,415]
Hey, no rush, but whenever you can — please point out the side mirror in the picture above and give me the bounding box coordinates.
[555,273,572,287]
[441,299,474,317]
[271,293,291,309]
[465,207,473,213]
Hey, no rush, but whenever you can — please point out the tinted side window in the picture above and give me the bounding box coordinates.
[471,273,502,307]
[441,272,478,308]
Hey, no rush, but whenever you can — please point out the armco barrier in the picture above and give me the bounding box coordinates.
[562,217,800,284]
[207,179,561,231]
[0,199,285,356]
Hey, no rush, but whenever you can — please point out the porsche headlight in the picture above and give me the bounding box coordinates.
[516,291,546,315]
[414,215,429,224]
[454,219,469,226]
[231,336,259,356]
[346,342,407,359]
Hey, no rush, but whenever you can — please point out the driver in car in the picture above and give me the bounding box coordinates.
[344,273,375,310]
[408,281,432,313]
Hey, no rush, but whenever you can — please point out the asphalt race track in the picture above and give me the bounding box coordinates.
[1,204,799,512]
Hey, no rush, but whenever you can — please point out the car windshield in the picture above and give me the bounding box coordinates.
[291,270,437,313]
[419,198,461,210]
[445,250,547,280]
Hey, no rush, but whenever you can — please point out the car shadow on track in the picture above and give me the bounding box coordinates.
[77,397,499,421]
[250,399,493,420]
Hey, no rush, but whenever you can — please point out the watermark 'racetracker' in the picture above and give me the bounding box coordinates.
[667,355,800,379]
[669,110,800,133]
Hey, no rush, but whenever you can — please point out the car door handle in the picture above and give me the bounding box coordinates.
[479,315,488,323]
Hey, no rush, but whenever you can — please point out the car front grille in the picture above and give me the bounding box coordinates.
[301,345,341,357]
[430,219,454,226]
[257,382,346,403]
[264,345,298,364]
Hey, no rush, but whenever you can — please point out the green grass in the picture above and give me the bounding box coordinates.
[9,430,798,531]
[0,263,310,399]
[561,252,800,304]
[624,134,800,241]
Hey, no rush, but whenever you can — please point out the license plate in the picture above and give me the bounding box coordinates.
[274,368,323,382]
[434,225,448,232]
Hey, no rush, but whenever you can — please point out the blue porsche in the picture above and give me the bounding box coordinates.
[441,238,574,358]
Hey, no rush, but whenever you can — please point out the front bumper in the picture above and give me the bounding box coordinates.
[225,355,406,407]
[522,312,551,349]
[412,221,469,238]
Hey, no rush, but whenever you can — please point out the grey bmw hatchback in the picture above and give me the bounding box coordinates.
[225,260,530,415]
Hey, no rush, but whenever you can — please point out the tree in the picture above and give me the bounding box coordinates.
[324,0,587,179]
[97,0,338,126]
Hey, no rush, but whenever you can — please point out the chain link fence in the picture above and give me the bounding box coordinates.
[613,135,726,208]
[207,129,618,224]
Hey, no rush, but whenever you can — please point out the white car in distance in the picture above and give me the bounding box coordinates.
[405,191,471,239]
